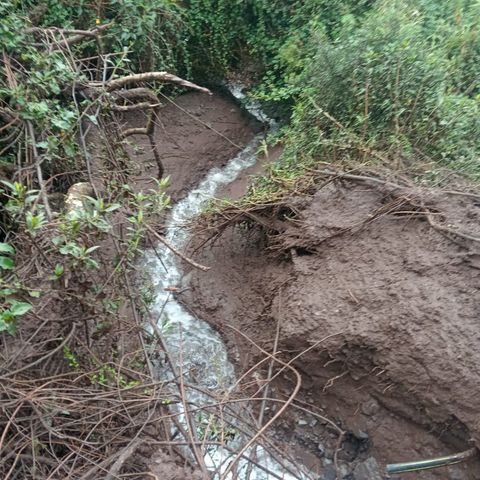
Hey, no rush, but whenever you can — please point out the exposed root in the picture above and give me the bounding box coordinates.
[194,167,480,254]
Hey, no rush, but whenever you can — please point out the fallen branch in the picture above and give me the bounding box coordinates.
[424,208,480,243]
[144,223,210,271]
[29,22,113,49]
[105,438,144,480]
[94,72,212,95]
[111,102,160,112]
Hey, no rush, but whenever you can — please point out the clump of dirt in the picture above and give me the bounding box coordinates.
[181,179,480,479]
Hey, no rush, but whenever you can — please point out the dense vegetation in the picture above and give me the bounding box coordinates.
[182,0,480,182]
[0,1,479,477]
[0,0,478,341]
[2,0,479,182]
[0,0,478,359]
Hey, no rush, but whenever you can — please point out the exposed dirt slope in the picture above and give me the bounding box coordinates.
[181,181,480,479]
[126,91,260,201]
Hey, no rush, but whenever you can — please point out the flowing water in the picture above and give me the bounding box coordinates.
[145,86,308,479]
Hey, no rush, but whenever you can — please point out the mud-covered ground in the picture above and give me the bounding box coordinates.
[180,177,480,478]
[125,90,261,202]
[95,89,480,478]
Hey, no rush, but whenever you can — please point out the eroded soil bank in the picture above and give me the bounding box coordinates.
[126,90,261,202]
[180,179,480,479]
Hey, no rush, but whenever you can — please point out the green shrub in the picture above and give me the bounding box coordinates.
[266,0,480,179]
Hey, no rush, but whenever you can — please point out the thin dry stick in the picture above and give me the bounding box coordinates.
[219,326,303,480]
[25,121,52,219]
[104,438,144,480]
[0,326,76,380]
[177,332,210,480]
[144,223,210,271]
[424,208,480,243]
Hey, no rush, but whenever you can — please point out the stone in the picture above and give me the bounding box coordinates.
[353,457,383,480]
[297,419,308,426]
[338,462,350,477]
[323,465,337,480]
[361,398,380,417]
[317,443,325,456]
[448,464,468,480]
[64,182,94,214]
[356,430,369,440]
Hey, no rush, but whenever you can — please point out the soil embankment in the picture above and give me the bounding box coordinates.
[181,179,480,479]
[127,91,261,201]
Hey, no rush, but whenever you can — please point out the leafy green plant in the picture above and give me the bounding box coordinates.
[89,364,140,389]
[255,0,480,180]
[0,300,33,334]
[0,243,33,334]
[0,242,15,271]
[63,345,80,369]
[59,243,100,269]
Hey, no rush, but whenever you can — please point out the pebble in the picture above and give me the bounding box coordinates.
[317,443,325,456]
[361,398,380,417]
[356,430,369,440]
[323,465,337,480]
[338,462,350,478]
[353,457,383,480]
[297,419,308,426]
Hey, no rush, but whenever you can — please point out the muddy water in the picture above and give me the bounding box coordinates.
[145,87,306,479]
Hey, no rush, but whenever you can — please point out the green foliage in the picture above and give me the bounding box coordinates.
[0,3,81,171]
[63,345,80,369]
[90,363,140,389]
[249,0,480,181]
[0,242,33,334]
[20,0,190,74]
[0,242,15,270]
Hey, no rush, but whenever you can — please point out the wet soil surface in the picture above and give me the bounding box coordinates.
[180,180,480,479]
[116,89,480,478]
[125,91,261,202]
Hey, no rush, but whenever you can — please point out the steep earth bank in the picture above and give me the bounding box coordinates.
[181,179,480,479]
[127,91,261,201]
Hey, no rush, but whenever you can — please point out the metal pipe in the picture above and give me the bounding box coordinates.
[387,447,477,474]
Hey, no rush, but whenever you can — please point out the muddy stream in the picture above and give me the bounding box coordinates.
[144,87,305,479]
[139,86,480,480]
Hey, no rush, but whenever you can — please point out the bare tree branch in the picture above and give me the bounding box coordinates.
[91,72,212,95]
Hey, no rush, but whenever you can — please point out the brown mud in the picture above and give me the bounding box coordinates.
[124,91,261,202]
[180,174,480,478]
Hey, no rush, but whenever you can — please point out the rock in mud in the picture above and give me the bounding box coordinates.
[353,457,383,480]
[361,398,380,417]
[64,182,94,213]
[323,465,338,480]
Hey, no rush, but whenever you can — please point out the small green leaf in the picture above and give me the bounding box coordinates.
[0,243,15,255]
[105,203,121,212]
[0,256,14,270]
[0,288,15,296]
[54,263,64,277]
[9,300,33,316]
[86,114,98,126]
[29,290,41,298]
[0,317,16,334]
